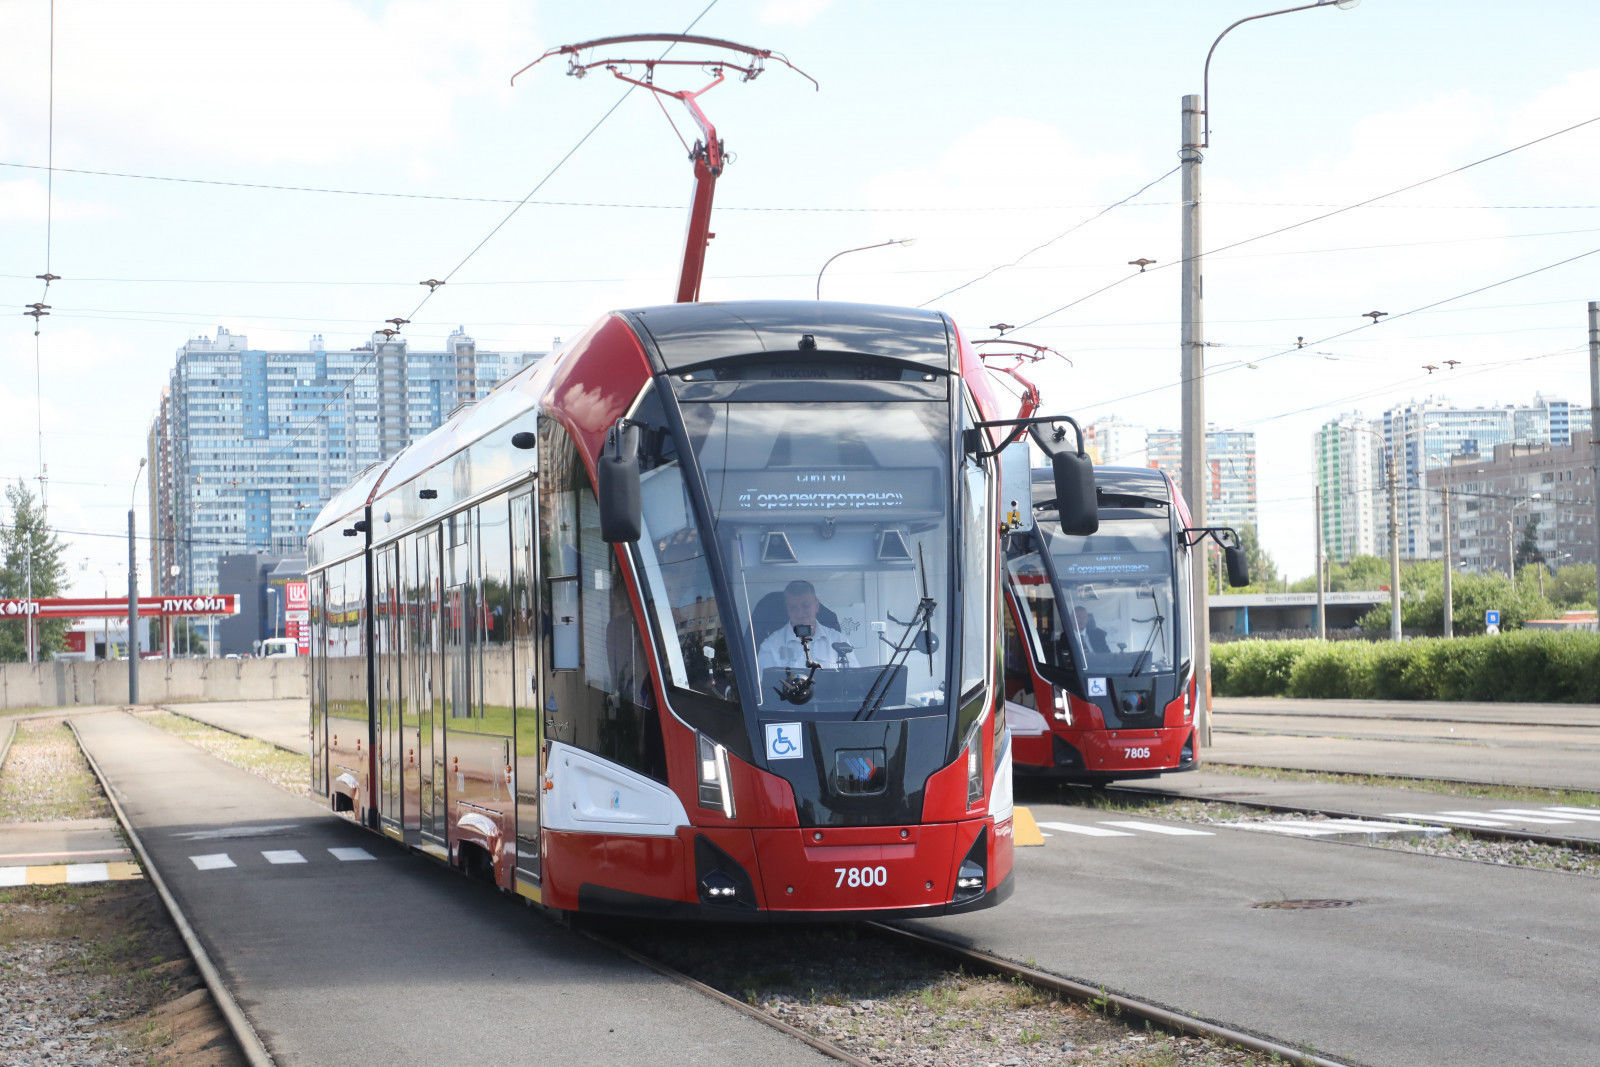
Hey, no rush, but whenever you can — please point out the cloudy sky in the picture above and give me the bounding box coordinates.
[3,0,1598,592]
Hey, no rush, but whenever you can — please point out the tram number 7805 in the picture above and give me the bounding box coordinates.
[1123,747,1151,759]
[835,865,888,888]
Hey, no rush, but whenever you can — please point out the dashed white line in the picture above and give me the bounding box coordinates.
[1386,812,1511,828]
[1548,807,1600,822]
[190,854,236,870]
[65,863,110,883]
[1036,821,1134,837]
[262,850,307,865]
[329,847,375,862]
[1099,820,1214,837]
[1487,809,1575,824]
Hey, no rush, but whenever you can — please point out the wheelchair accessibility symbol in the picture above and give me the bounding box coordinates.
[765,722,804,761]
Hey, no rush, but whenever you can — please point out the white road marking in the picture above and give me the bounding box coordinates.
[0,867,26,887]
[190,854,236,870]
[1099,820,1213,837]
[1036,821,1134,837]
[329,847,375,862]
[1229,821,1339,837]
[1548,807,1600,822]
[1487,809,1575,824]
[1386,812,1511,828]
[262,850,307,865]
[65,863,110,883]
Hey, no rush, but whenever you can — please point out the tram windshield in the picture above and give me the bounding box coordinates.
[647,399,957,722]
[1010,515,1180,681]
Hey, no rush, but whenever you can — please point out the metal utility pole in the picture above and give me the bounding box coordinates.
[1441,487,1454,638]
[1314,491,1326,639]
[1590,300,1599,614]
[1180,93,1211,743]
[129,458,145,704]
[1386,446,1402,640]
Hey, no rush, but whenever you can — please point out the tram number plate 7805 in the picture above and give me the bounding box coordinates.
[835,865,888,888]
[1123,747,1151,759]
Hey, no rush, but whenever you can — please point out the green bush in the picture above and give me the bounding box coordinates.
[1213,630,1600,702]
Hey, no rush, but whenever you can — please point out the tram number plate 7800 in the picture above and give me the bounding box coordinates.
[835,865,888,888]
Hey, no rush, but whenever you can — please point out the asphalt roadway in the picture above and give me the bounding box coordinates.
[1207,697,1600,792]
[71,710,834,1066]
[120,696,1600,1065]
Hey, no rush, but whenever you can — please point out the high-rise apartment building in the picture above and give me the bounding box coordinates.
[1147,425,1258,530]
[149,327,543,593]
[1085,416,1148,467]
[1314,395,1592,565]
[1314,415,1388,563]
[1432,440,1596,574]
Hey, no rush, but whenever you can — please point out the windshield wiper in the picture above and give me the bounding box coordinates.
[855,544,938,721]
[1129,586,1165,677]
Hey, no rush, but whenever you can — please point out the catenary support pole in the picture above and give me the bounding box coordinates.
[1314,490,1326,639]
[1441,487,1454,638]
[1589,301,1598,614]
[127,507,139,703]
[1387,447,1402,640]
[1181,94,1210,744]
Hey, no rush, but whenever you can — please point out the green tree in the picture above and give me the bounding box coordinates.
[1358,565,1554,637]
[1514,516,1545,570]
[0,481,70,661]
[1546,564,1598,611]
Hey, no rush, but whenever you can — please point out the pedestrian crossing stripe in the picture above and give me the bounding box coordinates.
[188,847,376,869]
[1032,820,1214,838]
[1228,818,1444,839]
[0,861,143,887]
[1384,805,1600,829]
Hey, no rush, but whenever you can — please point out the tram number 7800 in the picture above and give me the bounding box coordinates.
[835,865,888,888]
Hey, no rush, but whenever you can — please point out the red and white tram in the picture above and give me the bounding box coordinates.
[307,300,1100,919]
[1001,465,1247,783]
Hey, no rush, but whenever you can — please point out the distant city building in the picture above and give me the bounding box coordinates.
[1432,440,1596,575]
[1147,425,1258,530]
[149,327,544,593]
[1084,416,1147,467]
[1314,414,1389,564]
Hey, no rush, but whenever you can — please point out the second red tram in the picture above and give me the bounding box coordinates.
[1001,465,1245,783]
[307,300,1098,919]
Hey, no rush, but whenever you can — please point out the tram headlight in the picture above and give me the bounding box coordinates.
[1053,690,1072,724]
[697,732,736,819]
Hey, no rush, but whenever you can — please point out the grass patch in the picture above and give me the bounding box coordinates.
[1207,762,1600,808]
[0,719,111,822]
[133,709,308,796]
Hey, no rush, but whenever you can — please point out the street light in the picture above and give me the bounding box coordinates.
[1342,422,1402,640]
[129,458,146,703]
[266,586,281,640]
[1185,0,1358,737]
[815,238,915,300]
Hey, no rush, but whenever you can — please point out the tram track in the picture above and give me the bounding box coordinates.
[66,716,272,1067]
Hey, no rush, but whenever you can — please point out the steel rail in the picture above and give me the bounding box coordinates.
[1111,778,1600,852]
[67,715,274,1067]
[577,925,874,1067]
[871,922,1356,1067]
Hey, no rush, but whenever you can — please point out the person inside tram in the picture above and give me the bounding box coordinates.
[758,579,858,672]
[1073,605,1111,655]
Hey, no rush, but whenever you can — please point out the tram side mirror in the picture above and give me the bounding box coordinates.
[1049,450,1098,536]
[597,422,642,543]
[1224,543,1250,587]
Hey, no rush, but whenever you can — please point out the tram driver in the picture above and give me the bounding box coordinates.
[1073,605,1111,655]
[758,579,859,672]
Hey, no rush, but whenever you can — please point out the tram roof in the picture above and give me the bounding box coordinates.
[622,300,953,373]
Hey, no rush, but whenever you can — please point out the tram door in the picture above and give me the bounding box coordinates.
[375,545,402,838]
[414,529,443,848]
[440,511,474,839]
[510,489,541,883]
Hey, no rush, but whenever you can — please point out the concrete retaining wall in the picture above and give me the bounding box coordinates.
[1,658,309,710]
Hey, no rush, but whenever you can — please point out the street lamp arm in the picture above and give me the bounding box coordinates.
[1201,0,1350,148]
[815,239,914,300]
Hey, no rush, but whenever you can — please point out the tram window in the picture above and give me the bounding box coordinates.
[550,576,579,670]
[958,397,992,702]
[477,498,514,725]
